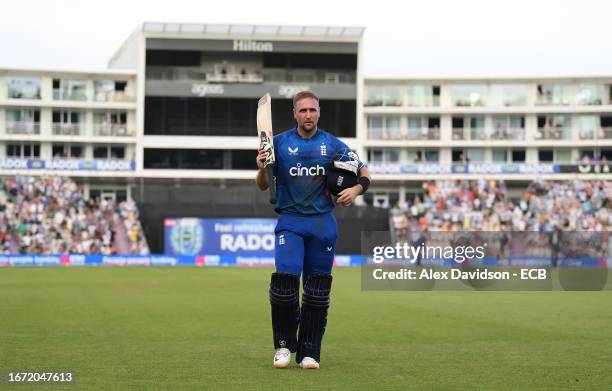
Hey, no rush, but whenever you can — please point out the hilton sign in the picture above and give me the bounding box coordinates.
[233,40,274,52]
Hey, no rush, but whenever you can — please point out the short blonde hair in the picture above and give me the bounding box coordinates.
[292,90,319,107]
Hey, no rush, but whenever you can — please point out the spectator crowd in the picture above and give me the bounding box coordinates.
[391,179,611,239]
[0,176,149,255]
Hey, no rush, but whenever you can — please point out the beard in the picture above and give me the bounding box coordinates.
[301,121,316,132]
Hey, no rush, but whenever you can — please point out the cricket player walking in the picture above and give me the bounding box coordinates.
[256,91,370,369]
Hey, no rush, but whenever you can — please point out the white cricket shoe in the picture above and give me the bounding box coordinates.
[299,357,320,369]
[273,348,291,368]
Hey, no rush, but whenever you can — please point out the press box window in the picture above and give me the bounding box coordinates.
[7,143,40,158]
[511,149,526,163]
[94,145,125,159]
[538,149,554,162]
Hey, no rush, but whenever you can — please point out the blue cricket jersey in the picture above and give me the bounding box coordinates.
[272,127,366,215]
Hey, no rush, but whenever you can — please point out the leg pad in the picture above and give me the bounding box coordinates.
[270,272,300,352]
[296,273,332,363]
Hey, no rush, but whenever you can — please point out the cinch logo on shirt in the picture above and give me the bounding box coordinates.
[289,163,326,177]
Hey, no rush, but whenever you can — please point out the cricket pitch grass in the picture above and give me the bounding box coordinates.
[1,267,611,390]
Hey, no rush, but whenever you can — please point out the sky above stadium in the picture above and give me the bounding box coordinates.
[1,0,611,77]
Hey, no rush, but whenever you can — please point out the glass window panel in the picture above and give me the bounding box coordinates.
[54,79,87,101]
[451,84,486,107]
[539,149,554,162]
[555,149,572,163]
[385,149,400,162]
[406,85,432,107]
[490,84,527,106]
[467,148,485,162]
[365,85,385,106]
[537,84,574,105]
[579,149,594,158]
[406,149,419,163]
[370,149,383,162]
[469,116,486,140]
[94,146,108,159]
[94,80,114,102]
[469,117,485,128]
[7,144,21,157]
[368,116,383,139]
[385,117,401,139]
[424,149,439,162]
[578,115,598,140]
[111,146,125,159]
[492,149,508,163]
[576,84,603,105]
[537,115,571,140]
[511,149,526,163]
[385,86,403,107]
[8,77,41,99]
[509,116,524,129]
[600,149,612,161]
[70,146,83,158]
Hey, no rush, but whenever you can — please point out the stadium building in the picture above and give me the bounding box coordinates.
[1,22,611,252]
[363,77,612,207]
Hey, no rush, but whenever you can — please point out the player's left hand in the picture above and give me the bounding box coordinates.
[337,185,361,206]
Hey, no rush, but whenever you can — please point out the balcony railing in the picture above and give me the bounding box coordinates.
[453,128,526,141]
[469,129,488,141]
[93,90,136,102]
[368,128,440,141]
[601,127,612,139]
[52,123,82,136]
[53,89,87,101]
[490,128,525,141]
[206,73,264,83]
[453,98,486,107]
[537,95,604,106]
[5,121,40,135]
[365,96,440,107]
[8,89,41,100]
[535,95,572,106]
[535,128,572,140]
[452,128,467,140]
[146,66,356,84]
[93,123,134,137]
[406,128,440,140]
[579,127,612,140]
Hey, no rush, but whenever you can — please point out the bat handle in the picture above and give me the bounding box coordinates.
[266,164,277,204]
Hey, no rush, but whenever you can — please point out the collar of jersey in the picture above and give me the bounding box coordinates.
[293,127,320,141]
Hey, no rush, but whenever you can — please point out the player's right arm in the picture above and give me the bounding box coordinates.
[255,148,269,190]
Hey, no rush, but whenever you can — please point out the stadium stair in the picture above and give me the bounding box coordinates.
[112,214,131,254]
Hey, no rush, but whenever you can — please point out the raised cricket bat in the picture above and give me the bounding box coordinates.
[257,93,276,204]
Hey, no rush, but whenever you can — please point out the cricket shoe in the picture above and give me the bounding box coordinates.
[273,348,291,368]
[299,357,320,369]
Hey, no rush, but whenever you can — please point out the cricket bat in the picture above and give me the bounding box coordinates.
[257,93,277,204]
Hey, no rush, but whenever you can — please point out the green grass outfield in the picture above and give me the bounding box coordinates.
[1,267,611,391]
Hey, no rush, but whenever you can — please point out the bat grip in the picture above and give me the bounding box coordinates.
[266,164,276,204]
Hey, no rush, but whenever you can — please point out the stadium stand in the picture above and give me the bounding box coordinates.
[0,176,149,254]
[390,179,611,242]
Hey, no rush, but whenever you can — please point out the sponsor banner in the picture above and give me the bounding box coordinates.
[559,163,612,174]
[369,163,561,175]
[0,158,135,171]
[0,254,364,267]
[0,254,604,268]
[164,217,276,256]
